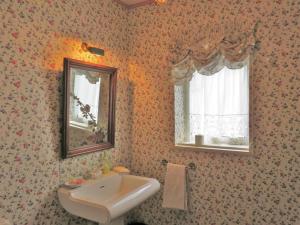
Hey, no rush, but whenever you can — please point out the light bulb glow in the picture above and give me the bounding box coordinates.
[154,0,166,5]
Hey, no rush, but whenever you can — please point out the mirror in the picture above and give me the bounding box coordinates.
[62,58,117,158]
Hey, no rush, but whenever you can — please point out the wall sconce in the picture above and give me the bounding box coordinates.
[81,42,104,56]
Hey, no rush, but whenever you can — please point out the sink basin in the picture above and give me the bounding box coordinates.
[58,172,160,225]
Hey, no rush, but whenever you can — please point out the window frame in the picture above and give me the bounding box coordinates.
[174,58,254,155]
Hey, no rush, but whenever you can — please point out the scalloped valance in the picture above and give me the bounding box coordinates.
[171,23,260,85]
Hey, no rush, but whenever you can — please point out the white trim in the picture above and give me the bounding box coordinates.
[183,82,190,142]
[69,121,90,131]
[174,144,252,156]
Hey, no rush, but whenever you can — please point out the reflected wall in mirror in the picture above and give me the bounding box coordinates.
[62,58,117,159]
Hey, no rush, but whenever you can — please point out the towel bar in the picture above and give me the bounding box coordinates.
[161,159,196,171]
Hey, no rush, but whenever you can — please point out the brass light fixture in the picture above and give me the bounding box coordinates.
[81,42,104,56]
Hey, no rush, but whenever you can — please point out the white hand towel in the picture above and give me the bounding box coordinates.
[162,163,187,210]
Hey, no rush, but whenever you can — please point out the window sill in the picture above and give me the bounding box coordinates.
[69,121,90,131]
[174,144,252,155]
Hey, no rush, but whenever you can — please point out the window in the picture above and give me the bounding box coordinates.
[175,63,250,151]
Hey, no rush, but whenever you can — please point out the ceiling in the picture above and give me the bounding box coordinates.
[115,0,155,9]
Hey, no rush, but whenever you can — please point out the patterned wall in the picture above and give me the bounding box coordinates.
[0,1,131,224]
[0,0,299,225]
[127,1,299,225]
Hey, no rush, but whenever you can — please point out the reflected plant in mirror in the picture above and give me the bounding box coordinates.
[62,58,117,159]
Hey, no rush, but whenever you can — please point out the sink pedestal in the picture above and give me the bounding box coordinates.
[102,216,124,225]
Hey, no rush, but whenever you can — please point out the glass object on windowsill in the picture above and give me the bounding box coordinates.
[208,136,248,146]
[178,134,249,147]
[195,134,204,146]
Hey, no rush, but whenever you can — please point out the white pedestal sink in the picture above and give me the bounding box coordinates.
[58,172,160,225]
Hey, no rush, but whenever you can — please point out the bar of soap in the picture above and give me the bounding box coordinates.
[113,166,130,174]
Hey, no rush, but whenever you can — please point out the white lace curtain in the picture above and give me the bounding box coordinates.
[189,65,249,143]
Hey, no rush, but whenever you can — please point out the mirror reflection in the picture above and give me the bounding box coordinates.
[69,68,110,149]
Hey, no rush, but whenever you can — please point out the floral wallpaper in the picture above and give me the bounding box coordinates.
[0,0,131,224]
[0,0,299,225]
[127,1,299,225]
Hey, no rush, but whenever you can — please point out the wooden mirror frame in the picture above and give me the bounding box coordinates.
[62,58,117,159]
